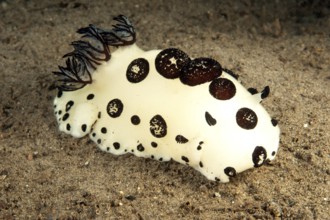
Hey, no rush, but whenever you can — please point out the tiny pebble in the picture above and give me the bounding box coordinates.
[125,195,136,201]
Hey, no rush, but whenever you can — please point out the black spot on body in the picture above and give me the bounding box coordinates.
[197,141,204,150]
[81,124,87,132]
[272,151,276,156]
[62,113,69,121]
[224,167,236,177]
[137,144,145,152]
[175,135,189,144]
[247,88,258,95]
[181,156,189,163]
[65,100,74,112]
[261,86,270,99]
[107,99,124,118]
[126,58,150,83]
[252,146,267,167]
[57,90,63,98]
[180,58,222,86]
[149,115,167,138]
[155,48,190,79]
[58,110,62,115]
[271,118,278,126]
[199,161,203,168]
[131,115,141,125]
[151,142,158,148]
[97,139,101,144]
[87,94,95,100]
[209,78,236,100]
[106,147,110,151]
[98,112,101,119]
[101,127,107,134]
[236,108,258,129]
[66,123,71,131]
[205,111,217,126]
[159,158,163,161]
[92,133,96,137]
[215,177,220,182]
[113,142,120,150]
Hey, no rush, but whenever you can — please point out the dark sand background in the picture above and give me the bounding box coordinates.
[1,0,329,219]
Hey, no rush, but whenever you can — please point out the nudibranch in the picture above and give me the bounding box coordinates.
[53,15,280,182]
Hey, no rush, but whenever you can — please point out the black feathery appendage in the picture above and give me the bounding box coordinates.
[96,15,136,46]
[53,56,93,91]
[54,15,136,91]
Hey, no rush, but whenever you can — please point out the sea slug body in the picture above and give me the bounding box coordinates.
[53,15,280,182]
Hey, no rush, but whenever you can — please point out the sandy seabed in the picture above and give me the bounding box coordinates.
[0,0,329,219]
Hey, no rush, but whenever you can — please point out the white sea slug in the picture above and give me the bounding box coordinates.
[53,15,280,182]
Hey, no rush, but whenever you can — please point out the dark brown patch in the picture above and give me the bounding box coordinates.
[62,113,69,121]
[137,144,145,152]
[150,115,167,138]
[181,156,189,163]
[209,78,236,100]
[180,58,222,86]
[87,94,95,100]
[101,127,107,134]
[65,100,74,112]
[205,111,217,126]
[236,108,258,129]
[252,146,267,167]
[224,167,236,177]
[126,58,150,83]
[271,118,278,126]
[81,124,87,132]
[151,142,158,148]
[155,48,190,79]
[175,135,189,144]
[247,88,258,95]
[197,141,204,150]
[131,115,141,125]
[57,90,63,98]
[261,86,270,99]
[107,99,124,118]
[113,142,120,150]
